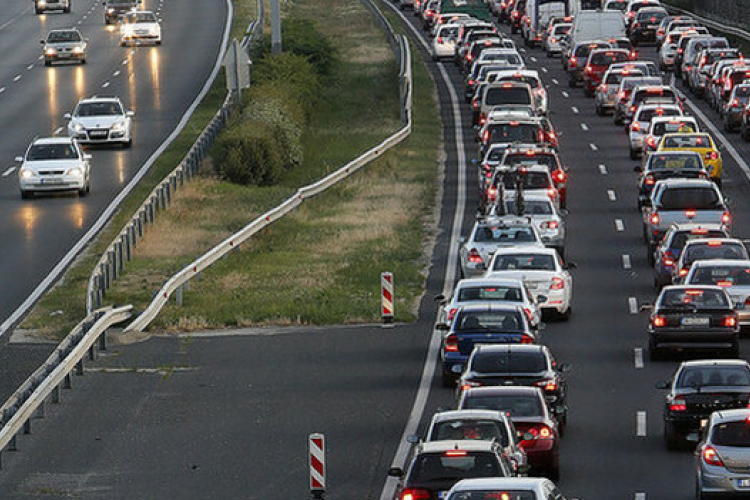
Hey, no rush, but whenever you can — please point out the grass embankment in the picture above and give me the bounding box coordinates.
[23,0,441,337]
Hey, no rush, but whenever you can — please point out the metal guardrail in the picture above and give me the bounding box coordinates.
[125,0,413,333]
[663,3,750,42]
[85,4,265,315]
[0,305,132,468]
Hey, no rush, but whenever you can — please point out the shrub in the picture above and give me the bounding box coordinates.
[252,53,321,123]
[215,120,287,186]
[252,17,338,77]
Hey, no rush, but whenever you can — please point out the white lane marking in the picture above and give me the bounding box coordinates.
[113,70,121,77]
[607,189,616,201]
[562,90,569,98]
[581,123,589,131]
[2,167,15,177]
[634,348,644,369]
[520,47,527,53]
[0,87,5,94]
[13,75,20,82]
[622,254,631,269]
[615,219,625,231]
[571,106,579,114]
[635,494,646,500]
[599,164,607,175]
[38,55,43,60]
[551,78,559,85]
[541,67,548,73]
[102,82,110,88]
[629,297,638,314]
[26,64,33,70]
[637,411,647,436]
[53,127,63,136]
[531,56,537,62]
[122,59,129,65]
[590,143,599,151]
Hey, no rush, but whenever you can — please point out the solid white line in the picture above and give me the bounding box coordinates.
[590,143,598,151]
[615,219,625,231]
[562,91,569,98]
[622,254,631,269]
[2,167,15,178]
[637,411,647,436]
[634,348,644,369]
[571,106,579,114]
[607,189,616,201]
[629,297,638,314]
[581,123,589,131]
[551,78,559,85]
[599,164,607,175]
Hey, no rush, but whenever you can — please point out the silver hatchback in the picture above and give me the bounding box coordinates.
[695,409,750,499]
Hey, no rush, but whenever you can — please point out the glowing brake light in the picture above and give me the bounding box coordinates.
[524,425,554,440]
[650,213,660,225]
[552,169,566,183]
[706,151,719,160]
[550,277,564,290]
[401,488,431,500]
[541,220,559,229]
[685,209,696,219]
[444,333,459,352]
[646,136,657,148]
[653,315,668,327]
[679,268,688,277]
[703,446,725,467]
[444,450,468,457]
[521,334,534,344]
[447,307,458,321]
[669,397,687,411]
[717,280,733,287]
[468,249,483,264]
[723,211,731,224]
[631,121,641,132]
[644,174,655,185]
[707,240,723,247]
[662,251,675,267]
[536,379,557,392]
[724,316,738,327]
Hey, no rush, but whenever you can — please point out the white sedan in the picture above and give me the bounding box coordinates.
[484,247,574,320]
[16,137,91,198]
[120,10,161,46]
[65,95,134,147]
[684,259,750,327]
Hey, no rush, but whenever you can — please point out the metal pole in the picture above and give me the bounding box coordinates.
[271,0,282,54]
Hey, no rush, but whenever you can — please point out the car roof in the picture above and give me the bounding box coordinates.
[431,409,509,423]
[457,303,524,313]
[491,246,558,257]
[455,277,525,288]
[681,359,750,369]
[451,477,552,491]
[683,237,742,247]
[653,177,715,187]
[32,137,75,145]
[417,440,500,454]
[465,385,542,396]
[713,408,750,423]
[474,343,545,354]
[688,259,750,268]
[660,284,726,293]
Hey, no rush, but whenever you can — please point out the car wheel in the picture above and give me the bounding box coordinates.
[648,339,662,361]
[34,7,41,14]
[696,478,712,500]
[595,103,603,116]
[123,138,132,148]
[64,6,70,12]
[614,113,622,126]
[558,306,571,321]
[81,58,86,65]
[44,60,51,67]
[156,40,161,46]
[568,77,576,88]
[20,190,32,200]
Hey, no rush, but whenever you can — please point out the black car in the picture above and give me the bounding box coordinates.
[646,285,740,360]
[634,151,708,209]
[458,344,570,429]
[651,223,730,287]
[657,359,750,449]
[104,0,140,24]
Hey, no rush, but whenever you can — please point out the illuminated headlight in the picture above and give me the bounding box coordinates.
[38,0,46,5]
[111,121,126,132]
[71,123,86,133]
[107,7,115,13]
[45,48,57,56]
[72,46,83,54]
[122,26,135,36]
[66,167,82,177]
[20,169,34,179]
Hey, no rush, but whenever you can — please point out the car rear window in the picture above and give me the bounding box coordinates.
[504,200,553,215]
[431,420,509,445]
[647,153,702,170]
[590,51,629,66]
[690,264,750,285]
[457,285,523,302]
[678,366,750,388]
[449,491,537,500]
[409,452,504,483]
[638,107,681,122]
[499,171,551,190]
[711,421,750,447]
[503,153,558,169]
[455,310,524,332]
[658,186,720,209]
[662,134,712,149]
[652,121,696,135]
[671,230,728,249]
[474,225,538,244]
[660,288,730,308]
[486,123,541,144]
[461,393,543,417]
[491,254,555,271]
[471,350,547,373]
[486,87,532,106]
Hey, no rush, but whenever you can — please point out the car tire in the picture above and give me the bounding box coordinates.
[568,77,576,88]
[595,103,603,116]
[44,60,51,67]
[696,478,713,500]
[629,148,639,160]
[123,138,132,148]
[614,113,623,126]
[81,58,86,65]
[156,41,162,46]
[648,339,662,361]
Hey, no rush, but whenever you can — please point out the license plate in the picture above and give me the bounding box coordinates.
[738,479,750,488]
[682,316,710,326]
[701,419,708,427]
[40,177,64,185]
[90,131,107,138]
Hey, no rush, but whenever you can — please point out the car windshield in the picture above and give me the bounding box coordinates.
[27,143,79,161]
[606,70,644,85]
[457,285,523,303]
[455,310,524,332]
[47,31,81,43]
[621,77,662,91]
[503,153,558,169]
[438,27,458,38]
[735,86,750,97]
[553,25,570,35]
[462,393,543,417]
[409,452,502,483]
[678,366,750,388]
[450,490,536,500]
[131,12,157,23]
[662,134,713,149]
[486,123,541,144]
[711,421,750,447]
[498,75,540,89]
[690,265,750,286]
[486,87,532,106]
[648,154,701,171]
[504,200,553,216]
[431,420,509,445]
[473,225,537,244]
[481,53,522,66]
[471,350,547,373]
[671,230,727,250]
[492,254,555,271]
[660,288,730,308]
[658,187,720,209]
[638,107,681,122]
[76,101,124,117]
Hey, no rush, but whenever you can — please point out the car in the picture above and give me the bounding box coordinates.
[656,133,723,186]
[484,165,559,214]
[458,344,570,428]
[484,247,574,319]
[499,193,566,255]
[543,22,571,57]
[629,6,668,45]
[388,440,515,500]
[634,150,708,211]
[582,48,632,97]
[695,408,750,499]
[16,137,91,199]
[65,95,134,147]
[565,40,612,87]
[497,146,567,208]
[658,30,685,70]
[459,217,545,278]
[436,277,542,329]
[657,360,750,449]
[722,83,750,132]
[651,223,730,288]
[642,116,699,154]
[691,48,742,97]
[672,239,749,284]
[619,85,684,126]
[477,116,549,156]
[491,70,548,115]
[120,10,161,46]
[685,259,750,327]
[628,103,683,159]
[41,29,87,66]
[477,81,535,127]
[458,386,560,479]
[445,477,567,500]
[104,0,140,24]
[420,409,529,473]
[594,66,645,115]
[644,285,740,360]
[612,76,664,125]
[433,23,460,60]
[34,0,71,14]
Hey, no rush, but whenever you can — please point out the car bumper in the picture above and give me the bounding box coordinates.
[121,34,161,44]
[46,52,85,62]
[20,176,86,192]
[433,44,455,58]
[700,467,750,495]
[725,110,743,126]
[71,129,128,144]
[629,132,644,150]
[705,160,722,180]
[649,329,739,351]
[520,441,557,471]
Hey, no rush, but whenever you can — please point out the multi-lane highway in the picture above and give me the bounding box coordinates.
[4,1,750,499]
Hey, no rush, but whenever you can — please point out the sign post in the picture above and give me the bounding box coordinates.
[223,38,252,100]
[381,272,394,324]
[309,433,325,499]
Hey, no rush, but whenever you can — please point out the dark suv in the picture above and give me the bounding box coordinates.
[104,0,140,24]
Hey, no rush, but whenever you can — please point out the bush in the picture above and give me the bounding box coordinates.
[214,120,287,186]
[252,53,321,123]
[252,17,338,77]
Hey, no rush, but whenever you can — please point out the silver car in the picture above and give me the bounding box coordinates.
[685,259,750,327]
[695,409,750,499]
[41,29,87,66]
[16,137,91,198]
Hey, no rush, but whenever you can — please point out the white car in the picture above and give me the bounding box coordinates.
[642,115,699,154]
[65,95,134,147]
[436,277,542,328]
[628,102,683,159]
[446,477,566,500]
[42,29,87,66]
[432,23,460,60]
[16,137,91,198]
[120,10,161,46]
[485,247,573,320]
[594,66,645,116]
[498,193,566,256]
[684,259,750,327]
[543,22,571,57]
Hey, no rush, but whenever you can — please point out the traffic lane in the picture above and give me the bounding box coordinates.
[0,326,430,500]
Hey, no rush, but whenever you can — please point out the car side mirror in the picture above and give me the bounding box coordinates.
[436,323,450,331]
[655,380,670,390]
[554,404,567,415]
[434,294,446,303]
[633,165,643,173]
[558,362,572,373]
[40,40,45,45]
[406,434,420,444]
[387,467,404,478]
[63,113,72,120]
[565,261,577,270]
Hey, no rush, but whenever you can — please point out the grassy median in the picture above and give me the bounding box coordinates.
[20,0,441,337]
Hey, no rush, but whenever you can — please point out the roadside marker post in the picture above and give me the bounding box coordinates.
[309,433,326,499]
[381,272,394,324]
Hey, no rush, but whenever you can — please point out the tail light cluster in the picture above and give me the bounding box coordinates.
[650,213,660,225]
[550,277,564,290]
[724,316,738,328]
[444,333,458,352]
[652,315,668,327]
[468,248,483,264]
[662,251,675,267]
[631,121,641,132]
[552,169,566,183]
[702,446,725,467]
[535,379,557,392]
[705,151,719,161]
[523,425,554,440]
[521,334,534,344]
[644,174,655,186]
[400,489,431,500]
[541,220,559,230]
[669,397,687,412]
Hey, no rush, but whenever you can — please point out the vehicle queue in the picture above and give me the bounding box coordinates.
[390,0,750,499]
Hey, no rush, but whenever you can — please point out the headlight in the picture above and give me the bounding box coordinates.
[72,46,83,54]
[45,48,57,55]
[38,0,46,5]
[20,169,34,179]
[111,121,126,132]
[107,8,115,13]
[71,123,85,133]
[66,167,82,177]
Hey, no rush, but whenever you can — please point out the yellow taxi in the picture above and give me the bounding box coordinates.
[656,132,723,186]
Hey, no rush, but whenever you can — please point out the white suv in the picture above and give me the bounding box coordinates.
[65,96,134,147]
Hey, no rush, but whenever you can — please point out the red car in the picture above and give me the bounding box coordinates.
[582,48,632,97]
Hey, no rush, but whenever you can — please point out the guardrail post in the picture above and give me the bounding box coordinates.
[137,213,144,237]
[35,402,44,419]
[102,263,109,291]
[76,359,84,376]
[176,285,183,307]
[23,419,30,435]
[125,231,132,261]
[165,183,171,205]
[99,332,107,352]
[9,435,17,451]
[184,280,190,292]
[88,345,96,361]
[110,250,118,280]
[64,373,71,389]
[52,385,60,403]
[117,241,124,272]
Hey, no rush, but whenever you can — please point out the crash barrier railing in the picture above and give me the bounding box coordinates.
[125,0,413,333]
[0,305,132,469]
[85,7,264,315]
[664,3,750,42]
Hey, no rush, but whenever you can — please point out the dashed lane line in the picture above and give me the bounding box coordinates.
[634,348,644,369]
[571,106,579,114]
[590,143,598,151]
[622,254,631,269]
[629,297,638,314]
[2,167,15,178]
[607,189,616,201]
[637,411,647,436]
[562,90,569,98]
[580,123,589,131]
[615,219,625,232]
[599,164,607,175]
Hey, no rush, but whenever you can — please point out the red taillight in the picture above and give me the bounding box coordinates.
[522,307,533,322]
[646,136,656,148]
[468,249,483,264]
[569,56,577,67]
[488,187,498,202]
[401,489,431,500]
[524,425,554,440]
[685,209,696,219]
[552,169,566,183]
[600,84,608,93]
[547,187,557,199]
[630,105,637,113]
[723,211,731,224]
[437,37,443,44]
[669,397,687,412]
[724,316,738,327]
[653,315,668,327]
[679,268,688,277]
[536,379,557,392]
[521,334,534,344]
[705,151,719,161]
[585,65,593,74]
[703,446,725,467]
[632,121,641,132]
[541,220,559,229]
[482,129,489,143]
[650,213,660,225]
[662,251,675,267]
[447,307,458,321]
[550,277,564,290]
[468,79,475,86]
[732,99,740,107]
[549,36,557,43]
[444,333,458,352]
[645,175,655,185]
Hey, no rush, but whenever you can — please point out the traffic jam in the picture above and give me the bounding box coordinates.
[389,0,750,499]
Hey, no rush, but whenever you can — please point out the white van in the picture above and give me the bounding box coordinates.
[522,0,568,47]
[570,10,626,47]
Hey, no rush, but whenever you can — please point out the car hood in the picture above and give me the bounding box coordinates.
[72,116,124,128]
[23,159,83,172]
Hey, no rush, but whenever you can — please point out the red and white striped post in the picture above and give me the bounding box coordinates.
[381,271,394,324]
[309,433,326,499]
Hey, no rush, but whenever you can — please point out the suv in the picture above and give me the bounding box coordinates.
[34,0,70,14]
[41,29,87,66]
[104,0,141,24]
[65,95,134,147]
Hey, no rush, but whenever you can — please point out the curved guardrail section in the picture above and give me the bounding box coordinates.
[125,0,413,333]
[663,3,750,41]
[0,305,132,468]
[85,2,265,315]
